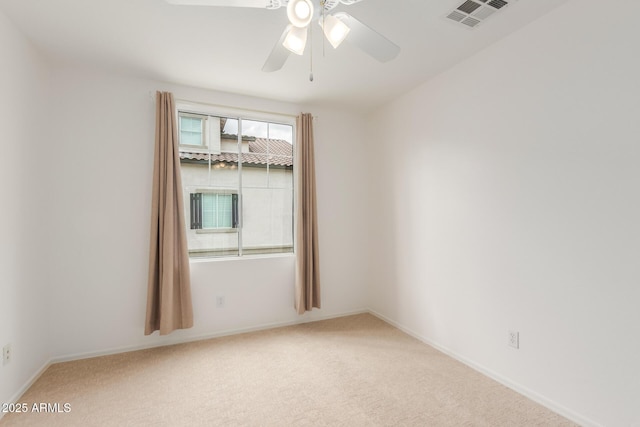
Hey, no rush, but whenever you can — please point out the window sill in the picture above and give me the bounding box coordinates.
[188,252,295,264]
[195,228,238,234]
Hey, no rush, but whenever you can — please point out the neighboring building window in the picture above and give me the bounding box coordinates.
[178,104,294,258]
[190,193,238,229]
[179,114,205,147]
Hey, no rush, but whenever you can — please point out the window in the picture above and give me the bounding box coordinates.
[190,192,238,229]
[179,114,205,147]
[177,106,294,258]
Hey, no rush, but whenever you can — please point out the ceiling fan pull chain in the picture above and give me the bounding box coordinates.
[321,0,326,58]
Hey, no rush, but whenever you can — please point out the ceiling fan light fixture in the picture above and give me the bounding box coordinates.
[322,14,351,49]
[287,0,313,28]
[283,25,308,55]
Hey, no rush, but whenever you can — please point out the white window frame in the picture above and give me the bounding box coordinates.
[176,100,297,260]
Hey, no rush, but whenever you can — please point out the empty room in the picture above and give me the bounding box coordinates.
[0,0,638,425]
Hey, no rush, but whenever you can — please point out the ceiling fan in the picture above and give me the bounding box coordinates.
[165,0,400,74]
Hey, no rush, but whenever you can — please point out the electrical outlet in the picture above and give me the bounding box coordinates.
[216,296,226,308]
[508,331,519,349]
[2,344,11,365]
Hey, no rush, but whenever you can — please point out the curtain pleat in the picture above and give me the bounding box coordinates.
[295,113,320,314]
[145,91,194,335]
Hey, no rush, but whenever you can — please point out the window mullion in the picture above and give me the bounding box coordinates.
[206,116,212,186]
[237,118,243,257]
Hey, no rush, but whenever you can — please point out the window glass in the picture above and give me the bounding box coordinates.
[202,194,233,229]
[240,121,293,256]
[178,108,293,258]
[180,116,204,146]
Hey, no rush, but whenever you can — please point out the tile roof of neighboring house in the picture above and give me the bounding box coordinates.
[180,138,293,167]
[248,139,292,157]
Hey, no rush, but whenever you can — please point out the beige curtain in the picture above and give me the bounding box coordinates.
[295,113,321,314]
[145,91,194,335]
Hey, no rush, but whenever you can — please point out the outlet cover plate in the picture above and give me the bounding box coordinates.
[508,331,519,349]
[216,296,226,308]
[2,344,11,365]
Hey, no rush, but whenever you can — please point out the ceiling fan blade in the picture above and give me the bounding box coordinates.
[262,26,292,72]
[323,0,365,11]
[165,0,273,7]
[334,12,400,63]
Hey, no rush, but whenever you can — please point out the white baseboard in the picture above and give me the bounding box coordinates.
[368,309,601,427]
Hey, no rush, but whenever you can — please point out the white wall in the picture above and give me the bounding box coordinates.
[0,10,51,408]
[44,64,370,360]
[367,0,640,426]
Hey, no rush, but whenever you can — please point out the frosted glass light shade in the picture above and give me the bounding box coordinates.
[283,25,308,55]
[322,14,350,49]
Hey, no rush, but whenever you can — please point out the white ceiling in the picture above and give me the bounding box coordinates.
[0,0,566,111]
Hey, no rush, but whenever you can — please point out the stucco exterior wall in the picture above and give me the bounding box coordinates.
[181,162,293,257]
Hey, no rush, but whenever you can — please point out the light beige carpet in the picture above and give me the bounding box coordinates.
[0,314,575,426]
